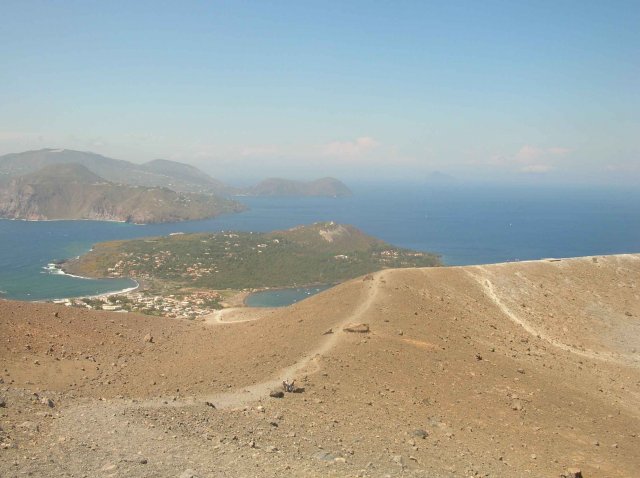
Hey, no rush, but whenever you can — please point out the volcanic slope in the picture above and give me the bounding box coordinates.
[1,254,639,477]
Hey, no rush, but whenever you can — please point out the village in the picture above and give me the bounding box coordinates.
[54,288,227,320]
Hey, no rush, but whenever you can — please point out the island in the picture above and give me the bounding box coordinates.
[60,222,440,318]
[0,149,353,198]
[244,177,352,197]
[0,163,245,224]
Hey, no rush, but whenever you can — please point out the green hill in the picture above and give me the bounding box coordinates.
[63,222,440,289]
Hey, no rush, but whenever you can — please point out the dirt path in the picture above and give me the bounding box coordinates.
[186,274,380,408]
[32,275,383,476]
[154,273,382,409]
[466,266,639,366]
[203,306,279,324]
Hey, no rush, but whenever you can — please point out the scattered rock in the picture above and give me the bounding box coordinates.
[475,353,483,361]
[343,323,370,333]
[143,334,154,343]
[100,463,117,472]
[517,368,525,374]
[204,401,216,408]
[18,421,38,432]
[625,311,633,317]
[323,328,333,335]
[561,468,583,478]
[363,274,374,281]
[511,400,524,411]
[313,451,336,461]
[40,397,54,408]
[412,429,428,439]
[269,390,285,398]
[0,398,6,408]
[53,311,59,318]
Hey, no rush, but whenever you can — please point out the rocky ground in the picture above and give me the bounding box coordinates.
[1,254,639,477]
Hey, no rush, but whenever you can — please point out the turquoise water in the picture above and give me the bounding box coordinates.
[245,285,333,307]
[1,182,639,301]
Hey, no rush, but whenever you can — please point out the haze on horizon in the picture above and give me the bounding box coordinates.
[1,1,638,185]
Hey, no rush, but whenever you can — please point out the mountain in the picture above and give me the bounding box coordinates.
[246,177,352,197]
[139,159,237,195]
[1,254,638,476]
[0,149,233,195]
[0,163,245,224]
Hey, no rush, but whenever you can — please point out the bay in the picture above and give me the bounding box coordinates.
[245,286,334,308]
[1,182,639,301]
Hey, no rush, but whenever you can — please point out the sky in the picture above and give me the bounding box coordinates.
[1,0,638,184]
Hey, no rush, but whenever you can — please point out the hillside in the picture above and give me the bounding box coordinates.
[139,159,237,195]
[0,149,357,199]
[0,254,638,477]
[62,222,440,289]
[0,149,234,195]
[246,177,352,197]
[0,163,245,224]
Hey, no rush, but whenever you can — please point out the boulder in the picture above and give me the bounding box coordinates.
[562,469,583,478]
[343,323,370,333]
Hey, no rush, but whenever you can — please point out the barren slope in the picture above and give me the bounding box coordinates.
[1,254,639,477]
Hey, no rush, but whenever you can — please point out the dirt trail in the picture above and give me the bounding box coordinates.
[4,256,640,477]
[127,272,381,410]
[204,306,279,324]
[466,265,639,366]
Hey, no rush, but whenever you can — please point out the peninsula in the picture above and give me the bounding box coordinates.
[60,222,440,317]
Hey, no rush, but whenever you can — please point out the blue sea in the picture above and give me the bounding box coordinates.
[1,182,639,302]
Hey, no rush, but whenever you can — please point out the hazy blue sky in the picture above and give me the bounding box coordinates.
[1,1,638,183]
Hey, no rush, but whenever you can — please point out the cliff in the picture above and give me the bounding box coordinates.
[0,163,245,224]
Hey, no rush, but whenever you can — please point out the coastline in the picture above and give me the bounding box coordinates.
[2,216,135,224]
[43,262,140,301]
[47,279,140,303]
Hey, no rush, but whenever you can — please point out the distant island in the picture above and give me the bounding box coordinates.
[0,149,353,199]
[0,163,245,224]
[0,148,234,196]
[244,177,352,197]
[0,149,356,223]
[60,222,440,318]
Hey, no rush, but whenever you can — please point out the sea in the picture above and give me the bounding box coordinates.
[1,182,639,303]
